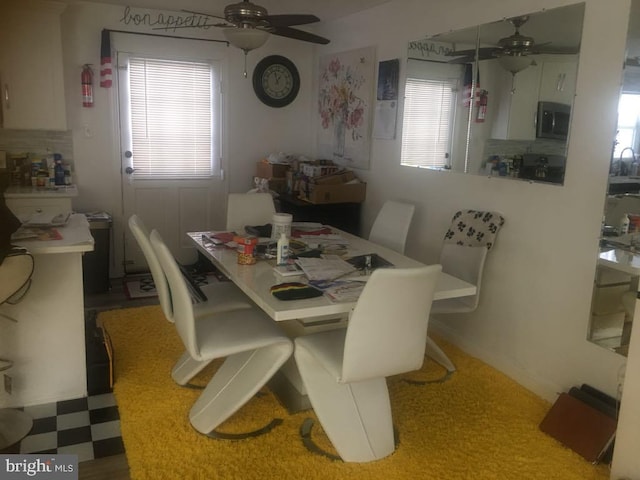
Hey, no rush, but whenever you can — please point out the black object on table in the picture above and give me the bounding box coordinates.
[276,194,361,236]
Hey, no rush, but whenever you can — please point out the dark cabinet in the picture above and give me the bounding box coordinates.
[276,194,361,236]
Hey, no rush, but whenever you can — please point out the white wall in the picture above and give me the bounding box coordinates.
[314,0,629,401]
[317,0,639,474]
[60,1,315,277]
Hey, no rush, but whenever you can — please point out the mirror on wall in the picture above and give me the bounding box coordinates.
[588,0,640,357]
[402,3,585,184]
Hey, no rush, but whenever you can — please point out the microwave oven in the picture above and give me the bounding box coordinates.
[536,101,571,140]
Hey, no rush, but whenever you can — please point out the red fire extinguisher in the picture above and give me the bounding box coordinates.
[476,90,488,123]
[82,64,94,107]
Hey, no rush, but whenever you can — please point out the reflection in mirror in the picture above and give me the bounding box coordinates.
[402,3,585,185]
[589,0,640,357]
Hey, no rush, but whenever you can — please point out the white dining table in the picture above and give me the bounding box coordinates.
[188,226,477,412]
[187,227,477,322]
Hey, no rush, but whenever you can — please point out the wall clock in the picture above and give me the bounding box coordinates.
[252,55,300,108]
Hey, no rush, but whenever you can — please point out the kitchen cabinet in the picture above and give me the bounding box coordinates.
[490,62,541,141]
[538,57,578,106]
[0,1,67,130]
[4,185,77,220]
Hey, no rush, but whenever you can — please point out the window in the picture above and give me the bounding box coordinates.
[126,56,220,179]
[614,93,640,159]
[401,76,457,169]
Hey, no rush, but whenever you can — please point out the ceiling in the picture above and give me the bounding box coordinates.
[60,0,393,22]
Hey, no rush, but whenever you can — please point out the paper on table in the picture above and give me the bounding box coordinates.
[295,255,356,281]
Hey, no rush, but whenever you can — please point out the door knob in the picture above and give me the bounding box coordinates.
[125,166,135,174]
[124,151,133,158]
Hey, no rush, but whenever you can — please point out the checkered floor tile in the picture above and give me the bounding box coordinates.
[17,393,124,462]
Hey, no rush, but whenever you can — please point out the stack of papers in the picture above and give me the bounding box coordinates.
[295,255,356,281]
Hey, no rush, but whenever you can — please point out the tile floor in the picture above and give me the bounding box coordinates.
[17,392,125,462]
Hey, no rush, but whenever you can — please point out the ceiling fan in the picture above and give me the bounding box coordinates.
[446,15,579,65]
[184,0,330,53]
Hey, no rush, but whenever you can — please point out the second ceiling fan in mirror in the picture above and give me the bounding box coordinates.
[446,15,579,64]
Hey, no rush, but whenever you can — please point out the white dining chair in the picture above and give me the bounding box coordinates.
[368,200,415,254]
[294,264,442,462]
[129,215,254,385]
[424,209,505,375]
[150,229,293,438]
[226,193,276,233]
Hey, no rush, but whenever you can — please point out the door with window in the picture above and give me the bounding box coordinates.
[115,35,227,272]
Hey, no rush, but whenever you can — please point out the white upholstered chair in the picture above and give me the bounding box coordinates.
[425,210,505,374]
[226,193,276,233]
[129,214,254,386]
[368,200,415,254]
[0,247,35,448]
[294,264,442,462]
[150,229,293,438]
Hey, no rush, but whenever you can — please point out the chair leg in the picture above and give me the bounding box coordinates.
[171,351,212,386]
[295,346,395,462]
[189,342,292,436]
[425,336,456,372]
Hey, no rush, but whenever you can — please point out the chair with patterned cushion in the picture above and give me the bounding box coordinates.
[150,229,293,438]
[424,210,505,374]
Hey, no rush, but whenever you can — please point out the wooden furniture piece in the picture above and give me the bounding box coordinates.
[276,194,362,235]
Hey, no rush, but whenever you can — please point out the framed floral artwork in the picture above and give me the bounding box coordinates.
[317,46,376,170]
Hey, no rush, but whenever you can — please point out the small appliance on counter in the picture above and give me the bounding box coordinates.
[519,153,566,185]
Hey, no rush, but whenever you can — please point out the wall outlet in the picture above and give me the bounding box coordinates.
[4,374,12,395]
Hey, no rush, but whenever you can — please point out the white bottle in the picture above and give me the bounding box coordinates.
[620,214,630,235]
[277,233,289,265]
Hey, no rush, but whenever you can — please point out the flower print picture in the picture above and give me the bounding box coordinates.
[317,47,375,170]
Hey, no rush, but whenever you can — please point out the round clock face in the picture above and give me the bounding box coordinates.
[253,56,300,108]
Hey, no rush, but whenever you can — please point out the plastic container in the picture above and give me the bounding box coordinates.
[271,213,292,240]
[276,233,289,265]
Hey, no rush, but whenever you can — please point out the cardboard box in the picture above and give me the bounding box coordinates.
[313,170,356,185]
[268,177,287,194]
[256,160,289,179]
[300,181,366,204]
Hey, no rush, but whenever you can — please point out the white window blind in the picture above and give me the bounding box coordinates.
[128,57,219,178]
[401,77,456,169]
[615,93,640,159]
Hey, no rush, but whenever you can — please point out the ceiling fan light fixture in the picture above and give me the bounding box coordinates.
[223,27,270,52]
[497,55,532,74]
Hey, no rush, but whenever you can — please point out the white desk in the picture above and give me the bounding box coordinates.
[2,214,94,407]
[187,229,477,322]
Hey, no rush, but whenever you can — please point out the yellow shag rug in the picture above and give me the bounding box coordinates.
[100,305,611,480]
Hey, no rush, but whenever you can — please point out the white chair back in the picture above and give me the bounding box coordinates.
[341,264,441,383]
[439,244,488,311]
[128,215,173,322]
[368,200,415,254]
[150,230,199,358]
[226,193,276,233]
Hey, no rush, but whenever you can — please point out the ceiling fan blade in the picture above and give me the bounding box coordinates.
[447,47,497,60]
[447,55,475,64]
[263,14,320,27]
[268,26,330,45]
[532,45,580,55]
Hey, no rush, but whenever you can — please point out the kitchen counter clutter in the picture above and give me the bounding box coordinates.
[4,185,78,198]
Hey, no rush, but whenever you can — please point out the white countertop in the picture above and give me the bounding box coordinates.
[12,213,94,254]
[4,185,78,198]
